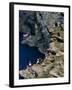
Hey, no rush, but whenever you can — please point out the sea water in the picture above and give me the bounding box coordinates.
[19,32,45,70]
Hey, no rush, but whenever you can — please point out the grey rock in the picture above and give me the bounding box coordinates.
[20,11,50,54]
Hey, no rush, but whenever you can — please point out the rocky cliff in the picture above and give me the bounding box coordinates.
[19,11,64,55]
[19,25,64,79]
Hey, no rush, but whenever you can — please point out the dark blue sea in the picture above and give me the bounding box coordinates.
[19,32,45,70]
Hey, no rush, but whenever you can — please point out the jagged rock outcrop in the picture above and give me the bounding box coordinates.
[19,11,64,54]
[19,11,64,79]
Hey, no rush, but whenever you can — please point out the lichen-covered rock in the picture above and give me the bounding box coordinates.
[56,51,64,56]
[19,67,37,79]
[31,64,45,78]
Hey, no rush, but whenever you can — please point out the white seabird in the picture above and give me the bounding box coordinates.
[23,33,29,38]
[58,22,61,27]
[29,61,31,66]
[45,54,48,59]
[37,59,39,64]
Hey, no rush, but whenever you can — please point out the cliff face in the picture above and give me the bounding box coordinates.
[19,11,64,33]
[19,11,64,79]
[19,26,64,79]
[19,11,64,54]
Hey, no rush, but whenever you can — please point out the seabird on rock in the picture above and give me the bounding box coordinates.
[23,33,29,38]
[58,22,61,27]
[45,56,48,59]
[45,54,48,59]
[37,59,39,64]
[29,61,31,66]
